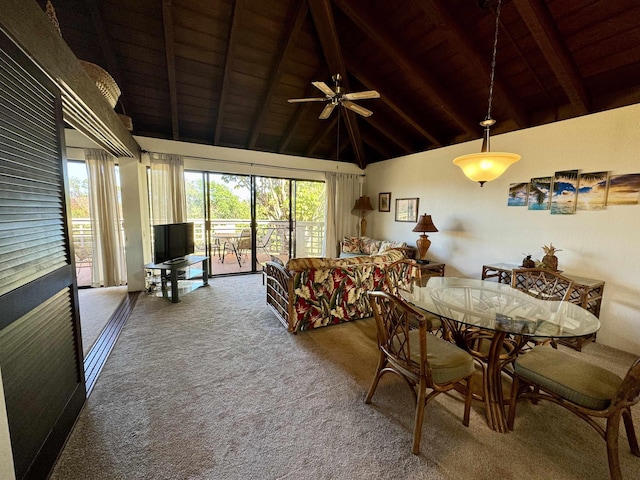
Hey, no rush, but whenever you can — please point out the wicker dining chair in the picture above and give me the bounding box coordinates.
[366,291,474,454]
[508,347,640,480]
[511,268,575,348]
[384,258,445,336]
[511,268,575,302]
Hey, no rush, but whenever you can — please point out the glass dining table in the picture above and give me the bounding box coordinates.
[401,276,601,432]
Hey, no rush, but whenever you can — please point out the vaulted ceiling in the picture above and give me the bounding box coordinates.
[41,0,640,169]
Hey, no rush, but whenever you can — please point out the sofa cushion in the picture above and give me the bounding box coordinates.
[341,236,362,253]
[286,248,405,272]
[360,237,382,255]
[379,240,407,253]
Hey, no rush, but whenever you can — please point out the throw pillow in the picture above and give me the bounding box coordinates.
[341,236,362,253]
[360,237,382,255]
[379,240,407,253]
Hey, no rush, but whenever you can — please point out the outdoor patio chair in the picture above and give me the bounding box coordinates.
[257,227,275,257]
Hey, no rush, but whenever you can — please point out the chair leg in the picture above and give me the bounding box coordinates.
[605,411,623,480]
[365,352,387,404]
[622,408,640,456]
[412,378,427,455]
[463,376,472,427]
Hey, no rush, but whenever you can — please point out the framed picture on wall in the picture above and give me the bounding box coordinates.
[379,192,391,212]
[395,197,419,222]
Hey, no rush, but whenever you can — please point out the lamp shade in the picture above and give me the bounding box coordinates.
[412,214,438,233]
[353,196,373,211]
[453,151,521,185]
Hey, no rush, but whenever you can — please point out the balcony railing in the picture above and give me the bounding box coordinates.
[71,219,325,284]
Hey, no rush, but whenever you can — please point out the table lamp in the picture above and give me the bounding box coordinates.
[412,214,438,263]
[353,196,373,236]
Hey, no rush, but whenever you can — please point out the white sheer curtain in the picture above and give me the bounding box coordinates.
[84,148,127,287]
[324,172,360,257]
[149,153,187,225]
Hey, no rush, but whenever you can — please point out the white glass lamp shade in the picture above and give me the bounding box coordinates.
[453,151,521,185]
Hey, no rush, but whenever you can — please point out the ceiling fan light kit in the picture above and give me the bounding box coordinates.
[288,73,380,119]
[453,0,520,187]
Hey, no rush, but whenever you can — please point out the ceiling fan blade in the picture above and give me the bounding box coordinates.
[344,90,380,100]
[287,97,327,103]
[342,100,373,117]
[319,103,336,119]
[312,81,336,97]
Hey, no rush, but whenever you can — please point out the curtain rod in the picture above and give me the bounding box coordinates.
[142,150,366,176]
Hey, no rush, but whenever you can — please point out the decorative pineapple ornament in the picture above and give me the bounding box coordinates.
[541,243,561,271]
[521,254,535,268]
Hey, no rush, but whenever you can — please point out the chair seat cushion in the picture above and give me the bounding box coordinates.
[407,330,475,385]
[514,346,623,410]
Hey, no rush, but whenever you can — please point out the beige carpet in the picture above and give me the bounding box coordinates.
[52,275,640,479]
[78,286,128,356]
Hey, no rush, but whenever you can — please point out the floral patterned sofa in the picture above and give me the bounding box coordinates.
[339,236,414,259]
[264,248,409,332]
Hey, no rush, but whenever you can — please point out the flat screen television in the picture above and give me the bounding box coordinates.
[153,222,195,264]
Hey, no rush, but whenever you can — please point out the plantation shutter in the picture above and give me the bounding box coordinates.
[0,31,85,480]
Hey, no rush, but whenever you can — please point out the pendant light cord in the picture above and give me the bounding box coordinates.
[336,108,340,162]
[486,0,502,121]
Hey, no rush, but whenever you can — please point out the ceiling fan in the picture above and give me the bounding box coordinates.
[287,73,380,119]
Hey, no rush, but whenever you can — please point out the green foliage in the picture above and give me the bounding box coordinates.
[186,174,324,222]
[67,175,90,218]
[296,181,325,221]
[210,182,250,219]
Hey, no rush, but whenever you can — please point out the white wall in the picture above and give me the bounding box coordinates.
[365,104,640,355]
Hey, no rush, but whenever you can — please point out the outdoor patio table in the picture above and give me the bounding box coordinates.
[402,277,600,432]
[212,231,243,266]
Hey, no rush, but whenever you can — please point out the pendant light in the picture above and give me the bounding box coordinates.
[453,0,520,187]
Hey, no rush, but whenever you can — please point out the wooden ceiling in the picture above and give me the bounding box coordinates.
[41,0,640,169]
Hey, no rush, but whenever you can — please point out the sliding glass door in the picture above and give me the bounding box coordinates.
[67,160,125,287]
[255,177,291,266]
[185,171,325,275]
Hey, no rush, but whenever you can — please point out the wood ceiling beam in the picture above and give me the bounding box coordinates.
[361,131,394,159]
[419,0,528,128]
[362,115,414,155]
[512,0,589,114]
[304,115,338,157]
[161,0,180,140]
[333,0,478,138]
[215,0,244,145]
[248,2,308,149]
[279,66,328,153]
[279,101,309,153]
[85,0,128,114]
[346,58,442,147]
[308,0,366,169]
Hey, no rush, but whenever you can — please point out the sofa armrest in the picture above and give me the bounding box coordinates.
[265,261,295,332]
[395,246,417,259]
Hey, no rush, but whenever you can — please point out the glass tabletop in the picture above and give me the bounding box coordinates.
[403,277,600,338]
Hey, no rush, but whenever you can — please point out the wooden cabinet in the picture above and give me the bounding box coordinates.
[482,263,605,351]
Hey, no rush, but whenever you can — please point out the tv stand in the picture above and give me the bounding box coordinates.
[144,255,209,303]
